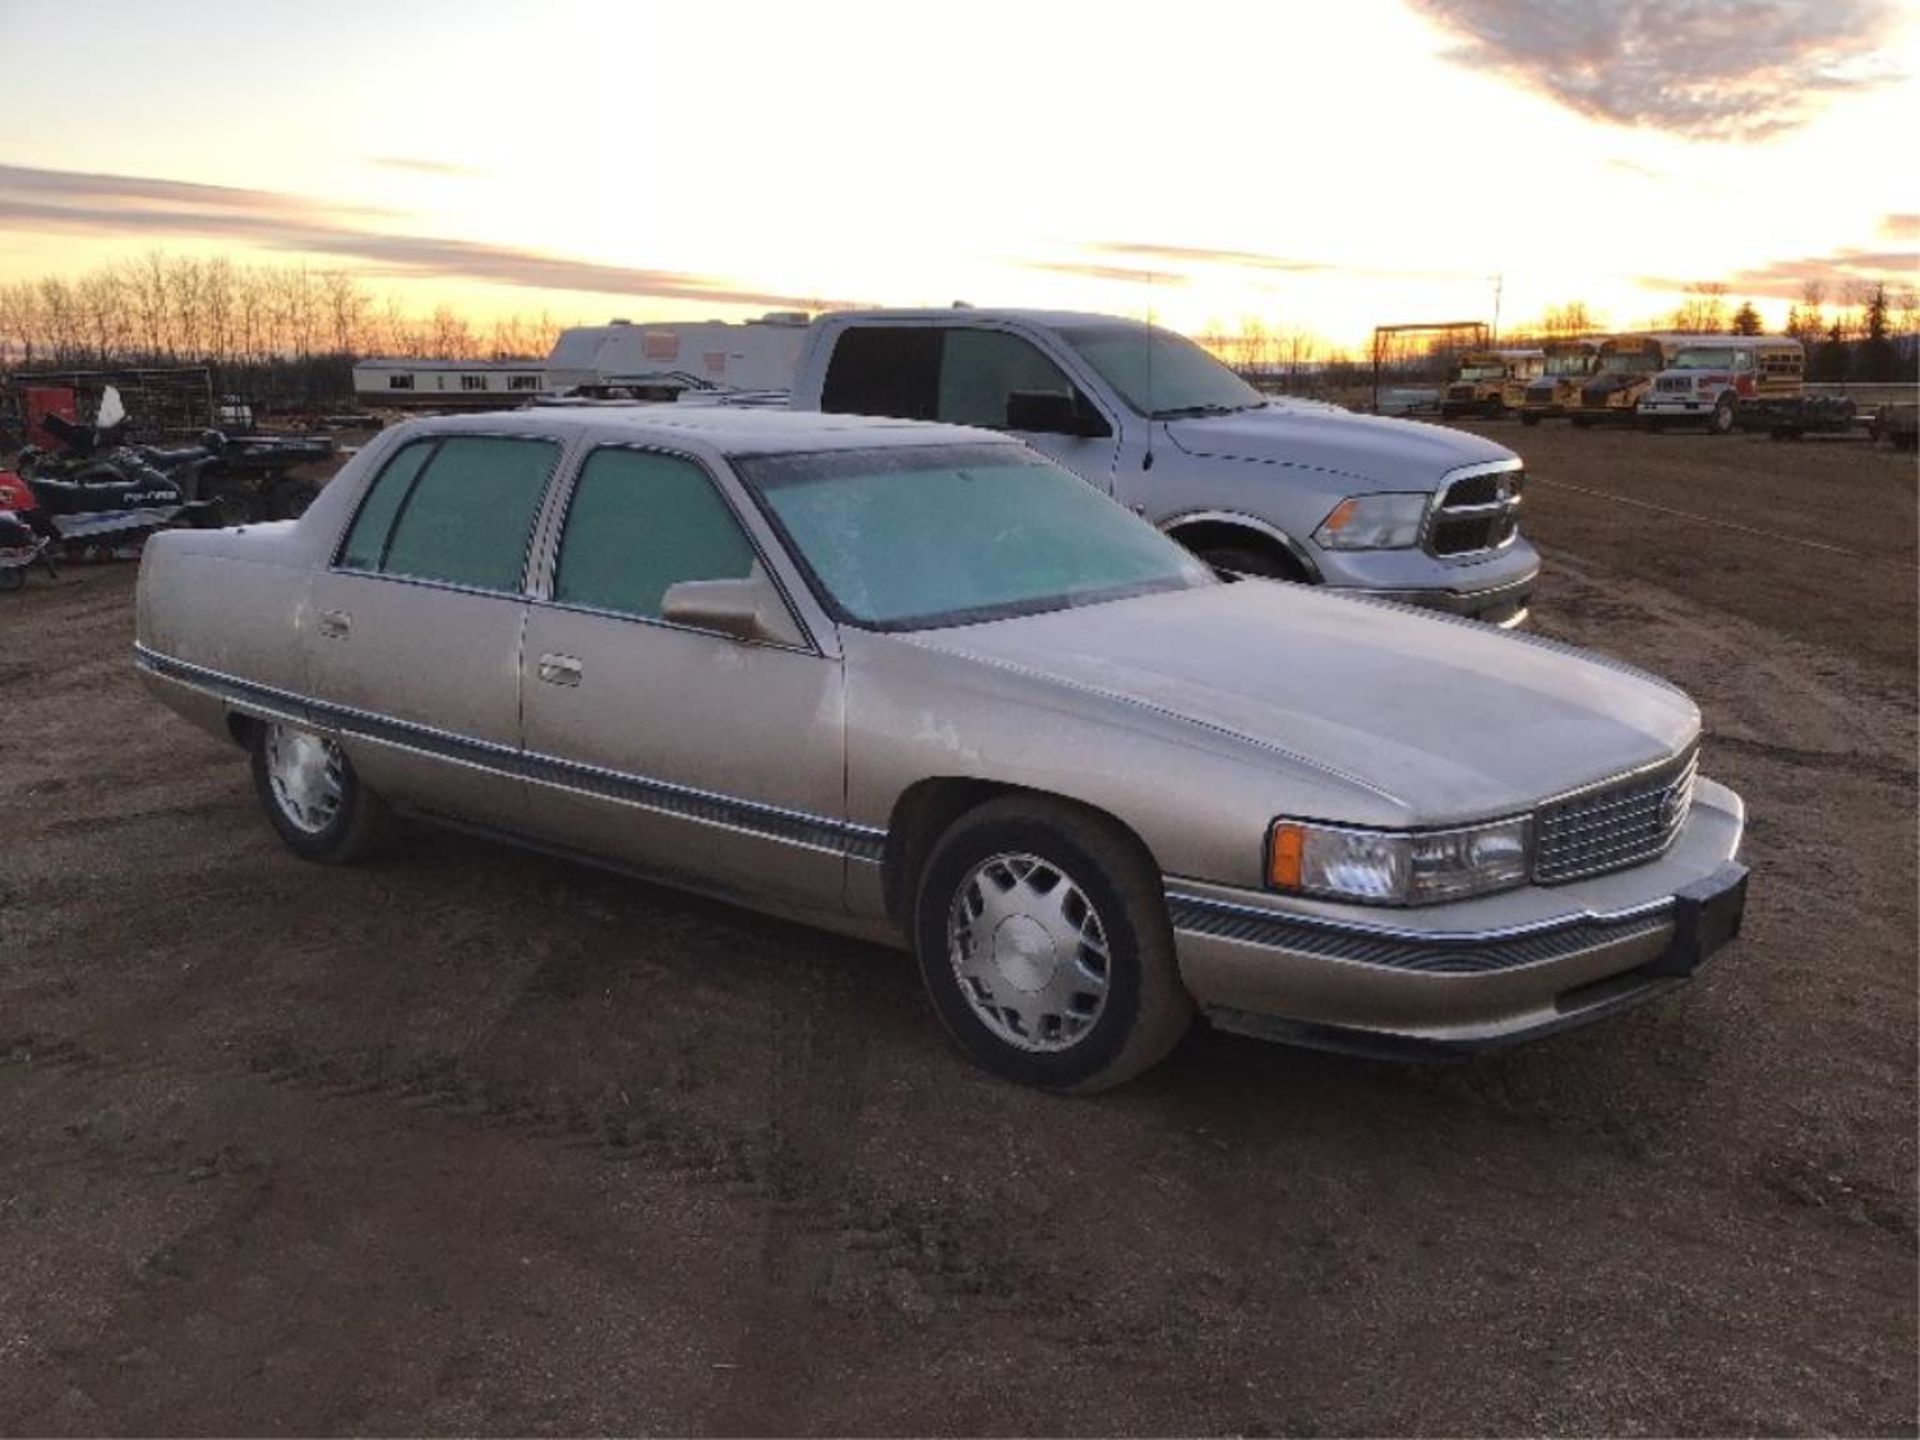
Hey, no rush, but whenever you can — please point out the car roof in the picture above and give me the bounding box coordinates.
[390,404,1013,458]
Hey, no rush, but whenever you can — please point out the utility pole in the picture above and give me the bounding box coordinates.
[1491,273,1504,343]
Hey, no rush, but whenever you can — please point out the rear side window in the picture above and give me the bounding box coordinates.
[338,435,558,592]
[820,327,941,419]
[552,448,756,620]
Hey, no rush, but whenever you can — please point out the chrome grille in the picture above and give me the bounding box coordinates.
[1427,469,1523,557]
[1533,749,1698,884]
[1656,376,1693,393]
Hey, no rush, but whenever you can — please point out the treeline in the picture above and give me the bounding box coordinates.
[0,253,572,407]
[1515,281,1918,382]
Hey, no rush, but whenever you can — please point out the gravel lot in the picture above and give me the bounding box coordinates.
[1,421,1914,1435]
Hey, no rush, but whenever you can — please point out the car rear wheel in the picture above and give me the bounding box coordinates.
[251,720,392,863]
[913,797,1194,1092]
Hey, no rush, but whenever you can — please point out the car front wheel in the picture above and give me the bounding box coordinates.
[250,720,392,863]
[913,797,1194,1092]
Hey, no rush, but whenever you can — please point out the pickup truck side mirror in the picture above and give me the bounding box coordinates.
[1005,389,1111,439]
[660,565,805,648]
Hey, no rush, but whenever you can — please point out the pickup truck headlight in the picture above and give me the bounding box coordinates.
[1268,816,1531,905]
[1312,493,1429,550]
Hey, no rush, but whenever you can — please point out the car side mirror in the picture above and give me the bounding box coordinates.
[660,565,805,648]
[1005,389,1111,439]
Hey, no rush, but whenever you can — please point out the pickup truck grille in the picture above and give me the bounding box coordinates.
[1427,469,1522,556]
[1655,376,1694,393]
[1533,748,1698,884]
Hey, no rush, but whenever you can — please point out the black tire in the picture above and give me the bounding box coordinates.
[1199,544,1302,582]
[1519,412,1541,427]
[1710,396,1736,435]
[913,796,1194,1093]
[250,720,393,863]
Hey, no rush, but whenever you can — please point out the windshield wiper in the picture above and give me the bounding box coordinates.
[1149,402,1249,420]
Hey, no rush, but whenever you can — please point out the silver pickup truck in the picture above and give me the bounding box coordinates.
[786,309,1541,624]
[135,407,1745,1092]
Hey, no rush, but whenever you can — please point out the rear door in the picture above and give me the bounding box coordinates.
[305,431,562,829]
[518,444,848,909]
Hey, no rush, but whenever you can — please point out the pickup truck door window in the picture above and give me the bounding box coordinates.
[521,446,848,907]
[307,434,560,829]
[821,324,1119,493]
[938,328,1122,492]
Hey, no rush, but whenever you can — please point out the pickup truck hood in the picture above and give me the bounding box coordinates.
[1165,405,1516,486]
[903,581,1698,824]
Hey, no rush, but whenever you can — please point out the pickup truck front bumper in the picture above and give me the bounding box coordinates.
[1166,778,1747,1057]
[1316,539,1541,627]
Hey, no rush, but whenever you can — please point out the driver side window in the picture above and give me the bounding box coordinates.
[937,329,1077,428]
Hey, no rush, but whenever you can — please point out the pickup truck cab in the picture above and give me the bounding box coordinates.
[788,309,1540,625]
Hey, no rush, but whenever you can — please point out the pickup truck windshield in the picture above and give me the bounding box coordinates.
[736,442,1214,631]
[1057,324,1264,418]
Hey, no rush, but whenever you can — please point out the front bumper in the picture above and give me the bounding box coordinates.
[1320,540,1540,627]
[1167,778,1747,1055]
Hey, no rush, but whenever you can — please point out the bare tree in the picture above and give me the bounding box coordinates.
[1670,282,1728,334]
[1540,300,1598,337]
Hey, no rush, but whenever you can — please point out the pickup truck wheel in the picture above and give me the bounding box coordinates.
[251,721,392,863]
[914,797,1194,1093]
[1710,397,1736,435]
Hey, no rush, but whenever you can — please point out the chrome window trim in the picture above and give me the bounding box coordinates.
[134,645,884,863]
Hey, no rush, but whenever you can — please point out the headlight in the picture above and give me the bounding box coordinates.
[1268,815,1531,905]
[1312,493,1429,550]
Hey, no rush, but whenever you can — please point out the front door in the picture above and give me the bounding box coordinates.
[305,432,562,830]
[518,444,847,910]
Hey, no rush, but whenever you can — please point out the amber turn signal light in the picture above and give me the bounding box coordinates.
[1268,822,1304,890]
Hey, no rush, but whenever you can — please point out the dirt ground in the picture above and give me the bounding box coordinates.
[1,422,1914,1436]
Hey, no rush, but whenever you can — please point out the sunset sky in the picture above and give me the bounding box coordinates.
[2,0,1916,350]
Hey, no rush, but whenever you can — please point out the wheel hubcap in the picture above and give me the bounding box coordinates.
[948,852,1111,1053]
[266,724,345,834]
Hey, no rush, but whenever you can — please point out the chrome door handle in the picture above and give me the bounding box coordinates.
[318,609,351,639]
[537,653,582,687]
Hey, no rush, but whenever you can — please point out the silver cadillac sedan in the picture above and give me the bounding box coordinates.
[135,407,1748,1091]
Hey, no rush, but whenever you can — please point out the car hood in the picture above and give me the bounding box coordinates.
[900,581,1698,825]
[1164,405,1516,486]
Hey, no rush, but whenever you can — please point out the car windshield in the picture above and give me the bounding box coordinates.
[1673,348,1742,369]
[1545,352,1594,375]
[1457,364,1507,380]
[735,442,1215,632]
[1057,323,1264,418]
